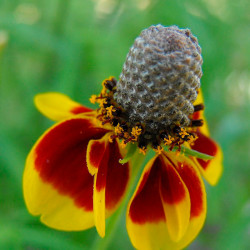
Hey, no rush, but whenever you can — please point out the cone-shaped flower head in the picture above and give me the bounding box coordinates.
[115,25,203,139]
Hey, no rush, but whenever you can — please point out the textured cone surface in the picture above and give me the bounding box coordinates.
[115,25,203,135]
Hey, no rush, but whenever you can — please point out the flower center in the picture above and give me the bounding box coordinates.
[90,25,204,154]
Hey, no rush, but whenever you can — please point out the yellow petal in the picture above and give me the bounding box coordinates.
[23,116,108,231]
[94,175,106,237]
[34,92,92,121]
[92,135,110,237]
[23,151,94,231]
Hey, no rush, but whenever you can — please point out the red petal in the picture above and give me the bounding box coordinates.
[34,117,107,211]
[93,139,130,237]
[95,145,109,192]
[105,141,130,211]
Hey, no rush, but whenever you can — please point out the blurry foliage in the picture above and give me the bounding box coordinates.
[0,0,249,249]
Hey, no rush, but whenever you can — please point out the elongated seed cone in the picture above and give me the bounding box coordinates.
[115,24,203,135]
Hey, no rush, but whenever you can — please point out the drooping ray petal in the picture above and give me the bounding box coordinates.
[105,141,130,214]
[191,131,223,186]
[127,157,179,250]
[93,137,130,237]
[93,136,110,237]
[193,89,209,136]
[160,155,191,242]
[166,152,207,249]
[23,116,108,231]
[34,92,93,121]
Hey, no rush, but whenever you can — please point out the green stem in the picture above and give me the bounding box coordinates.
[91,151,145,250]
[164,145,214,161]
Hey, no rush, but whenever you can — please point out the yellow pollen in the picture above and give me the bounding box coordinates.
[164,135,174,145]
[179,128,189,138]
[114,123,124,135]
[188,134,198,144]
[139,147,147,155]
[131,126,142,141]
[89,95,97,104]
[154,145,163,154]
[106,105,115,118]
[99,99,107,108]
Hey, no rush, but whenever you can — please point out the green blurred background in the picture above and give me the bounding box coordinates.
[0,0,249,249]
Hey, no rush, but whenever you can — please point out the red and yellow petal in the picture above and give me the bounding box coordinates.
[23,116,108,231]
[126,155,191,249]
[105,140,130,214]
[92,137,131,237]
[93,139,110,237]
[127,152,207,250]
[34,92,93,121]
[168,152,207,249]
[191,131,223,186]
[127,156,171,250]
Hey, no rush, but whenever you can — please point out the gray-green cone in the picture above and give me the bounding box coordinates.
[114,24,203,135]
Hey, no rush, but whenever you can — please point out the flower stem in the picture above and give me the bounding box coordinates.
[91,150,146,250]
[163,145,214,161]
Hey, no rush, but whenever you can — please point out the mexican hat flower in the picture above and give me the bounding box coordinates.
[23,25,223,249]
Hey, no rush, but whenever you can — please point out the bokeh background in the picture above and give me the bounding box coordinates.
[0,0,249,249]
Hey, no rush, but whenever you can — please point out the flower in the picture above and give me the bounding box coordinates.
[23,25,223,249]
